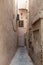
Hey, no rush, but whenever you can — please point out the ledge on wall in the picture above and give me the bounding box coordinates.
[32,11,43,25]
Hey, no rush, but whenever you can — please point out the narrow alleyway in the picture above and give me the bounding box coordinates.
[10,47,34,65]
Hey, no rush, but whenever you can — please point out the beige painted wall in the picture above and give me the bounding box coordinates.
[0,0,18,65]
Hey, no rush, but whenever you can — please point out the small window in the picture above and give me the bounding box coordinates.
[19,20,24,27]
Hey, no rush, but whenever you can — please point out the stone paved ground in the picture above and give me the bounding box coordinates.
[10,47,34,65]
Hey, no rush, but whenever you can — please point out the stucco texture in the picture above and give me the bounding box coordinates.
[0,0,17,65]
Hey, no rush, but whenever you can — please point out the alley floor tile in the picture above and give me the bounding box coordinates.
[10,47,34,65]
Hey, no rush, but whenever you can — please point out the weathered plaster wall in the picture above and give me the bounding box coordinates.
[0,0,17,65]
[29,0,43,65]
[29,0,42,24]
